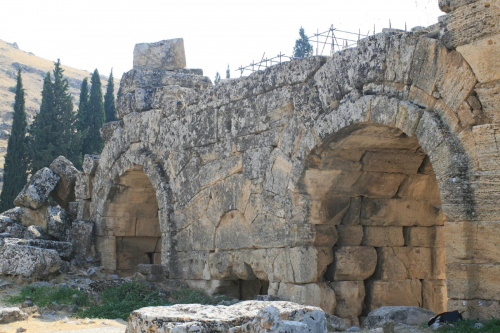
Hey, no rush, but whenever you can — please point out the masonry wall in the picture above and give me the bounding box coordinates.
[73,0,500,322]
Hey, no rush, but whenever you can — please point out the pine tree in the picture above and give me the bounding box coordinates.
[214,72,221,85]
[0,69,28,211]
[226,65,230,79]
[28,60,81,172]
[104,69,116,122]
[293,27,313,59]
[81,69,105,155]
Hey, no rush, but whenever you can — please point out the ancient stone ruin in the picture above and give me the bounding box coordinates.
[1,0,499,328]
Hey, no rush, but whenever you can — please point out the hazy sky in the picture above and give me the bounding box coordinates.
[1,0,443,82]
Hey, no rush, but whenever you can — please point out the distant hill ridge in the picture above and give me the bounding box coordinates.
[0,38,119,185]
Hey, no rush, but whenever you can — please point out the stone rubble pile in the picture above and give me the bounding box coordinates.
[0,156,95,279]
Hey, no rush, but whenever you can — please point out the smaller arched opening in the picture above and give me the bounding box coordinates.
[303,123,447,323]
[102,166,161,276]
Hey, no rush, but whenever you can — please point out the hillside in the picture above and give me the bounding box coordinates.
[0,39,119,186]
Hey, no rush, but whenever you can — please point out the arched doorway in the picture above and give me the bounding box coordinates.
[102,165,161,276]
[303,123,447,323]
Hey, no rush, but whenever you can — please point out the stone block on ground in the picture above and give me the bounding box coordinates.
[329,281,365,323]
[23,225,51,240]
[14,167,60,210]
[0,307,27,323]
[276,282,336,314]
[46,205,71,241]
[70,220,94,258]
[49,156,79,209]
[5,238,73,260]
[2,206,47,229]
[133,39,186,71]
[365,280,423,312]
[126,301,327,333]
[364,306,435,328]
[0,241,61,279]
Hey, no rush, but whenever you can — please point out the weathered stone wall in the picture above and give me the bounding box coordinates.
[75,0,500,322]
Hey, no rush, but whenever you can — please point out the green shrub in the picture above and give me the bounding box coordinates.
[7,285,89,307]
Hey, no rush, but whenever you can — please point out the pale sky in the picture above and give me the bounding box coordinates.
[0,0,443,82]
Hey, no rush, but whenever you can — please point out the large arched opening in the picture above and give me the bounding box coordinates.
[102,165,161,276]
[303,123,447,324]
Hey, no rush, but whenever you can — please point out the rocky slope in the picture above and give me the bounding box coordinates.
[0,39,118,186]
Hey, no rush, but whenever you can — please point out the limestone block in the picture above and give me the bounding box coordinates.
[365,280,422,312]
[277,282,336,314]
[336,225,363,246]
[0,241,61,279]
[457,34,500,83]
[6,238,73,260]
[14,167,60,210]
[215,210,252,250]
[208,251,235,280]
[76,200,91,221]
[404,226,444,248]
[447,299,500,320]
[475,83,500,124]
[0,307,27,324]
[341,197,361,225]
[350,172,406,199]
[385,33,419,84]
[362,226,404,247]
[364,306,435,328]
[263,151,292,196]
[133,39,186,70]
[46,205,71,241]
[289,247,333,284]
[360,198,445,226]
[251,214,289,248]
[170,251,210,280]
[376,247,443,280]
[409,37,448,95]
[396,174,441,204]
[233,249,269,281]
[361,151,425,174]
[436,50,477,111]
[70,220,94,258]
[24,225,50,240]
[441,0,500,49]
[4,205,48,229]
[126,301,328,333]
[423,280,447,314]
[49,156,79,209]
[326,246,377,281]
[446,263,500,300]
[329,281,365,321]
[82,154,100,176]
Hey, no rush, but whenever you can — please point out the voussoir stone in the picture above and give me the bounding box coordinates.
[14,167,60,210]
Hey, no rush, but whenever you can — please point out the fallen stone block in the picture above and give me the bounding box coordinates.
[364,306,435,328]
[46,205,71,241]
[5,238,73,260]
[0,241,61,279]
[0,307,27,323]
[126,301,328,333]
[14,168,60,210]
[24,225,51,240]
[49,156,79,210]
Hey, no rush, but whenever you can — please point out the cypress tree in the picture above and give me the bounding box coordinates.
[293,27,313,58]
[28,60,81,172]
[104,69,116,122]
[81,69,105,155]
[0,69,28,211]
[77,78,89,131]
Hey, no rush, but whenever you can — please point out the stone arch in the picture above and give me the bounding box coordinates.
[293,95,474,322]
[92,144,173,275]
